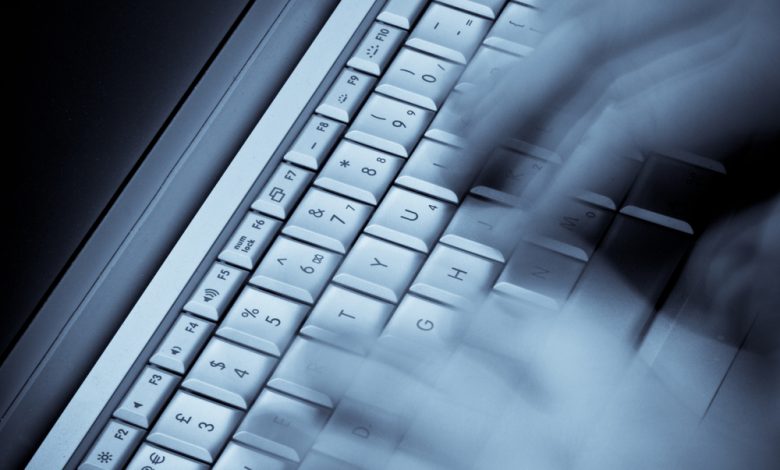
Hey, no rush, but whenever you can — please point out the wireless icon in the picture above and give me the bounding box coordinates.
[203,288,220,302]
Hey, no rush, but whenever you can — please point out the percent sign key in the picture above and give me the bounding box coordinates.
[242,308,259,319]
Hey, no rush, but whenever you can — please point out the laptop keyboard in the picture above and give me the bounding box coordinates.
[77,1,724,468]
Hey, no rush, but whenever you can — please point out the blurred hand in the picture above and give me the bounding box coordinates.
[312,1,780,468]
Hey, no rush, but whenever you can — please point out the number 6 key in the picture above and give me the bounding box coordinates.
[250,236,343,304]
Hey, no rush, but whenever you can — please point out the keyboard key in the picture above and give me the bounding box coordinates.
[494,242,585,309]
[471,147,555,207]
[114,366,179,428]
[283,188,372,253]
[346,94,433,157]
[377,48,464,111]
[213,442,293,470]
[183,262,247,321]
[484,2,544,56]
[406,3,492,64]
[410,244,501,305]
[312,399,404,468]
[127,443,207,470]
[439,0,506,19]
[218,212,280,270]
[389,399,489,470]
[252,162,315,220]
[381,294,464,350]
[526,198,613,261]
[424,91,469,146]
[347,22,406,76]
[268,336,362,408]
[300,284,394,354]
[300,451,361,470]
[80,420,143,470]
[365,186,455,253]
[315,140,403,205]
[217,287,308,357]
[316,68,376,123]
[396,138,479,204]
[505,137,562,163]
[150,314,214,374]
[575,154,642,210]
[148,391,242,463]
[333,235,425,303]
[462,292,555,363]
[440,196,524,262]
[284,115,345,170]
[563,215,691,338]
[620,155,723,234]
[182,338,276,409]
[377,0,427,30]
[251,237,342,304]
[234,388,329,462]
[456,46,521,92]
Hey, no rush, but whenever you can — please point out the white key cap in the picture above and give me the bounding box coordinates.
[424,91,469,146]
[347,22,406,76]
[620,155,722,234]
[127,444,207,470]
[217,287,308,357]
[150,314,214,374]
[484,2,544,55]
[218,212,280,270]
[410,244,501,305]
[381,294,464,350]
[389,400,489,470]
[250,237,342,304]
[406,4,492,64]
[377,0,427,30]
[148,391,242,463]
[183,262,247,321]
[182,338,276,409]
[377,48,464,111]
[80,420,143,470]
[557,216,691,340]
[251,162,314,219]
[315,140,403,205]
[438,0,506,19]
[365,186,455,253]
[494,242,585,309]
[315,69,376,123]
[114,366,179,428]
[455,46,520,92]
[575,155,642,210]
[440,196,524,262]
[526,198,613,261]
[396,138,479,203]
[214,442,293,470]
[471,148,555,207]
[462,292,556,363]
[300,284,393,354]
[268,336,362,408]
[234,388,329,463]
[333,235,425,303]
[312,399,404,468]
[284,115,345,170]
[283,188,372,253]
[505,137,562,163]
[346,94,433,157]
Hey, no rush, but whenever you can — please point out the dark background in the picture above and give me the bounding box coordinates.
[5,1,249,360]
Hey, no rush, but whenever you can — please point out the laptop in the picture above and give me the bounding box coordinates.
[3,0,777,468]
